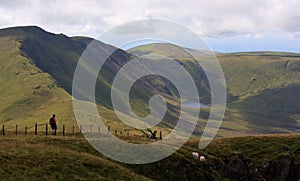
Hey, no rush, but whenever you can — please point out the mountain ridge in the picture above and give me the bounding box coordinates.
[0,25,299,136]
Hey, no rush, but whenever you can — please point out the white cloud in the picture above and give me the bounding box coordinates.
[0,0,299,39]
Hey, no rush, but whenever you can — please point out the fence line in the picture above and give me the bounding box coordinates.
[0,123,164,140]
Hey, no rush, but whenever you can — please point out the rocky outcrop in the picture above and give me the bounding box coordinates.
[261,154,299,181]
[203,153,299,181]
[144,152,299,181]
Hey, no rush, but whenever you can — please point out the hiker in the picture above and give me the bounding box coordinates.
[49,114,57,135]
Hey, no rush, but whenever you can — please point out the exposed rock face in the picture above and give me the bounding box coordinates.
[277,155,293,180]
[261,155,299,181]
[226,154,248,180]
[200,153,299,181]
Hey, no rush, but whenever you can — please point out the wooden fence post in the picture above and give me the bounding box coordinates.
[35,123,37,135]
[72,125,75,134]
[108,126,110,135]
[63,125,65,136]
[160,131,162,140]
[2,125,4,136]
[115,130,117,135]
[46,123,48,135]
[98,126,100,133]
[25,126,27,135]
[15,124,18,135]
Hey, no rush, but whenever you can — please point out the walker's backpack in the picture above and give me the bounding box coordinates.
[49,118,54,125]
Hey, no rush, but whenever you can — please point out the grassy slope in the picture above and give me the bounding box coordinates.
[0,27,185,136]
[0,134,299,180]
[0,31,76,131]
[17,27,183,132]
[0,136,150,181]
[219,53,300,133]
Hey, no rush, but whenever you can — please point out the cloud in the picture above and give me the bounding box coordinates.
[0,0,299,39]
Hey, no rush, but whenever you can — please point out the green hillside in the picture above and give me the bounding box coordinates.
[0,27,204,138]
[0,134,299,180]
[0,27,74,131]
[219,53,300,134]
[0,26,191,135]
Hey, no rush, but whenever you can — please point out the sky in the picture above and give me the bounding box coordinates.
[0,0,299,53]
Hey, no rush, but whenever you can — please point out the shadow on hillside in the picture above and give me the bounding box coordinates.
[232,84,300,132]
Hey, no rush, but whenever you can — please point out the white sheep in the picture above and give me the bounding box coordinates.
[200,155,206,162]
[192,152,199,160]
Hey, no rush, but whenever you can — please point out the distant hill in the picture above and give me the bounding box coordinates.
[129,43,300,135]
[219,52,300,134]
[0,26,299,136]
[128,43,215,59]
